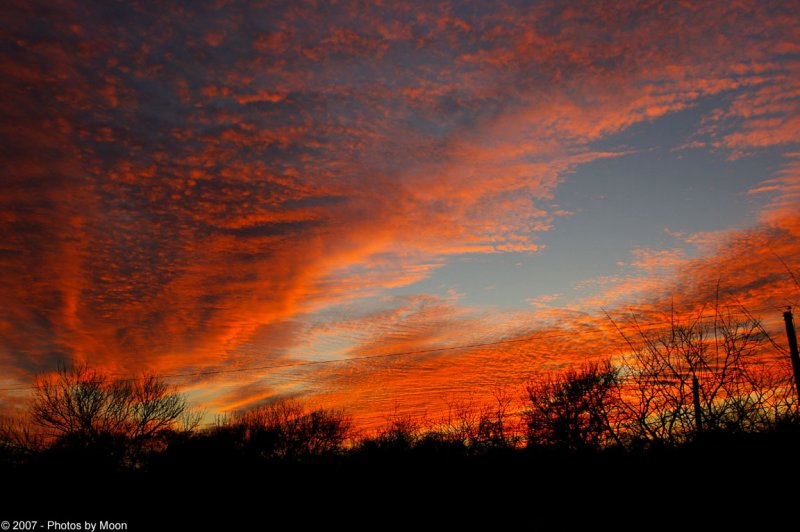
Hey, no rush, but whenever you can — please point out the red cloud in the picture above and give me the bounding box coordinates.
[1,0,798,425]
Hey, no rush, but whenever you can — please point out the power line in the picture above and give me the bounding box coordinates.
[0,310,788,394]
[0,331,586,393]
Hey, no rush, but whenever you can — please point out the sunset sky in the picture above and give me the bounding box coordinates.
[1,0,799,427]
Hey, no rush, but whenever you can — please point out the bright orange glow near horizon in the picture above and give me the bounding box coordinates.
[1,0,799,429]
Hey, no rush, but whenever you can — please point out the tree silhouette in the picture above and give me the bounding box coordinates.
[30,364,197,466]
[230,398,352,460]
[524,360,622,450]
[0,416,45,466]
[614,310,792,444]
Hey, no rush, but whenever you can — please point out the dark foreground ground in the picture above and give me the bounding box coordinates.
[4,430,800,529]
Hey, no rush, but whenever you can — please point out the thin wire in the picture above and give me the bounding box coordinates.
[0,310,788,393]
[0,331,585,393]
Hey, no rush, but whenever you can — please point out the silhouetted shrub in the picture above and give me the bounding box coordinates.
[525,360,621,450]
[29,364,197,467]
[227,399,352,460]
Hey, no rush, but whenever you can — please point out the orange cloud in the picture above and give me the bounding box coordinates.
[1,0,799,427]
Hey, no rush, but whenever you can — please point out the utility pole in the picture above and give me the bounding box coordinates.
[782,308,800,406]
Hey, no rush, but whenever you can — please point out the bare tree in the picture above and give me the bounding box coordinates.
[474,387,522,449]
[524,360,622,450]
[30,364,196,456]
[369,413,421,451]
[232,398,352,459]
[440,398,483,447]
[613,308,792,445]
[0,416,45,465]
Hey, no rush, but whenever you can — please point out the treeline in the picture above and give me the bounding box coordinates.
[2,312,799,473]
